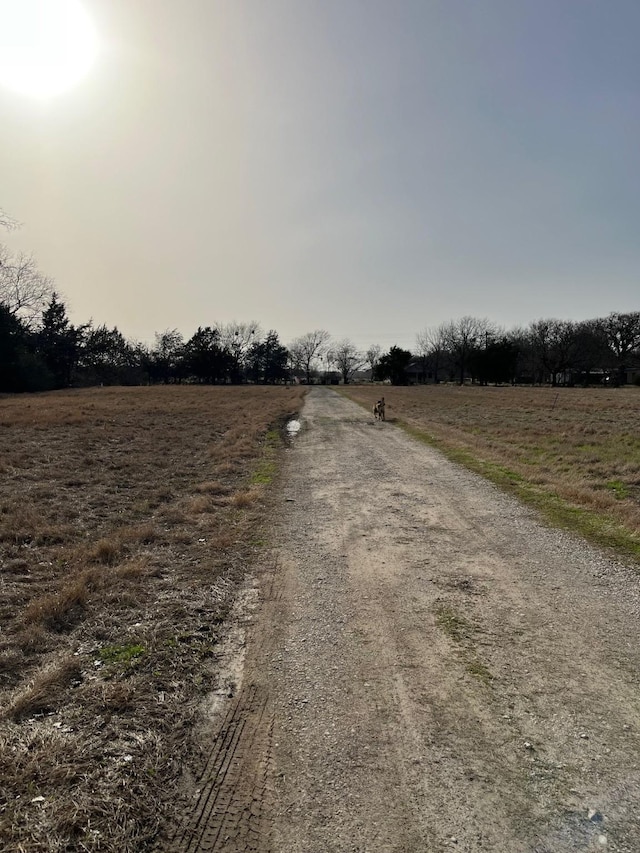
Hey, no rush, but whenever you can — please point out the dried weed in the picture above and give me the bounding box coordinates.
[187,495,214,515]
[195,480,230,495]
[231,489,261,508]
[88,538,122,565]
[0,384,306,851]
[23,570,102,632]
[5,656,82,721]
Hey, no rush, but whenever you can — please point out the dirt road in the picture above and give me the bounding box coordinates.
[170,387,640,853]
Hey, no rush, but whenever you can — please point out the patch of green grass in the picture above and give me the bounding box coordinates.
[265,428,281,445]
[99,643,145,666]
[435,604,471,644]
[434,604,493,686]
[465,659,493,685]
[251,460,276,485]
[250,428,282,486]
[605,479,630,499]
[481,462,524,485]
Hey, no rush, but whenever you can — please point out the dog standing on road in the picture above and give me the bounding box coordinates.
[373,396,386,421]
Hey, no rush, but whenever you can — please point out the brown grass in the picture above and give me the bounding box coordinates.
[87,538,121,565]
[4,656,82,721]
[195,480,230,495]
[15,624,51,655]
[0,384,305,851]
[343,384,640,555]
[187,494,215,514]
[231,488,261,507]
[114,556,153,580]
[22,570,102,631]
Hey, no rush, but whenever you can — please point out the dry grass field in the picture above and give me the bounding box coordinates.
[343,384,640,558]
[0,385,305,852]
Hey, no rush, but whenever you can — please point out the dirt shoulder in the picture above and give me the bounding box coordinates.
[173,386,640,853]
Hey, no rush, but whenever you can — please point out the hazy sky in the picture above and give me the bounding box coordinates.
[2,0,639,351]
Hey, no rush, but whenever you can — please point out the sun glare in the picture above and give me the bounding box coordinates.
[0,0,98,97]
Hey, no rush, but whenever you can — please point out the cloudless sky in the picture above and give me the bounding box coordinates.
[2,0,639,351]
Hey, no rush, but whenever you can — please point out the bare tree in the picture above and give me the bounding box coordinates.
[528,318,581,386]
[428,323,449,383]
[217,321,261,382]
[365,344,382,381]
[289,329,331,384]
[604,311,640,383]
[444,316,496,384]
[328,339,365,384]
[571,319,610,382]
[415,325,448,384]
[0,208,19,231]
[152,329,184,384]
[0,248,55,327]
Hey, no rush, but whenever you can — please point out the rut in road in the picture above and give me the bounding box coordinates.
[172,387,640,853]
[168,682,273,853]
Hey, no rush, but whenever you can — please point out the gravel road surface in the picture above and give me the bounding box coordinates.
[172,387,640,853]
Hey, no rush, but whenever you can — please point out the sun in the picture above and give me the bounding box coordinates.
[0,0,98,98]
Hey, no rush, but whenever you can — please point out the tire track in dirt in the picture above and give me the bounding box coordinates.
[167,553,288,853]
[168,682,273,853]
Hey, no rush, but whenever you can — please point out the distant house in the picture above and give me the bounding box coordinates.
[405,357,434,384]
[319,370,341,385]
[555,366,640,386]
[555,368,608,386]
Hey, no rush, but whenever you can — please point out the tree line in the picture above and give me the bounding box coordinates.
[1,214,639,392]
[413,314,640,387]
[0,292,293,392]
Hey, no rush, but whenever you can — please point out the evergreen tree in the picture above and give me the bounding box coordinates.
[37,294,84,388]
[183,326,231,383]
[247,331,289,383]
[376,346,412,385]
